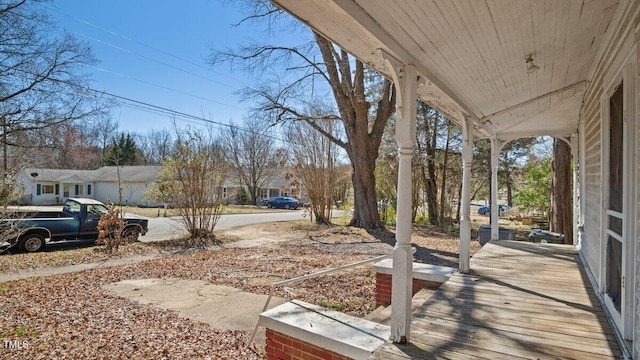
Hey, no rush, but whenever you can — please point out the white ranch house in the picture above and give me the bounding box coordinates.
[17,166,163,206]
[268,0,640,358]
[17,166,304,206]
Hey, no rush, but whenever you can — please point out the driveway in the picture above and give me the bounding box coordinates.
[141,210,346,242]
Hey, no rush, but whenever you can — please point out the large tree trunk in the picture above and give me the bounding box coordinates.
[505,168,513,207]
[314,34,395,230]
[550,138,573,244]
[349,142,382,228]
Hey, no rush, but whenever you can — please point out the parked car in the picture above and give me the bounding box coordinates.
[266,197,303,210]
[477,204,511,216]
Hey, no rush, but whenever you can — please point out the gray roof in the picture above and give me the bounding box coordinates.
[23,166,162,183]
[23,168,95,182]
[93,166,162,183]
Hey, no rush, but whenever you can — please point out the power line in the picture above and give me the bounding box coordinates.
[87,86,287,142]
[90,64,245,111]
[45,3,252,88]
[83,34,241,90]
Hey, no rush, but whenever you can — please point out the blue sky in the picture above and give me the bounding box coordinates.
[46,0,304,136]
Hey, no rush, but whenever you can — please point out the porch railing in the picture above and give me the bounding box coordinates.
[247,251,397,347]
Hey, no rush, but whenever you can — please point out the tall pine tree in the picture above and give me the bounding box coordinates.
[103,133,138,166]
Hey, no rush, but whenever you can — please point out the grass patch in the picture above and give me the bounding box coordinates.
[122,205,283,218]
[1,327,38,338]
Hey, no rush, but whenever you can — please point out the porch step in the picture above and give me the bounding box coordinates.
[260,300,389,360]
[365,288,437,325]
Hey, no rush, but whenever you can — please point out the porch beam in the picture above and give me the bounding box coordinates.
[490,137,501,240]
[459,116,474,273]
[385,59,417,344]
[479,81,588,124]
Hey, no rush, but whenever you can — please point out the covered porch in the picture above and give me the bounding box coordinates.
[270,0,638,358]
[372,240,623,359]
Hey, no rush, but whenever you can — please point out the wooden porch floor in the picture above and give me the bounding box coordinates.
[371,240,623,359]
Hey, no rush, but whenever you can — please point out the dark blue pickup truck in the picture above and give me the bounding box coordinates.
[4,198,149,253]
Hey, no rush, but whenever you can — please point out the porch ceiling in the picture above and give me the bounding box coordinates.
[271,0,620,140]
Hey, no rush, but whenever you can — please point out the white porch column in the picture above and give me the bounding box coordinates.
[458,117,473,273]
[490,137,500,240]
[459,117,474,273]
[389,63,417,344]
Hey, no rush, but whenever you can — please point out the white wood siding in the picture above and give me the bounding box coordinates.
[578,2,640,354]
[636,90,640,359]
[93,182,151,205]
[636,86,640,359]
[581,83,603,282]
[635,42,640,358]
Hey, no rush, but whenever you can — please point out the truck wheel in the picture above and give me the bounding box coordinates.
[122,227,140,242]
[19,234,45,253]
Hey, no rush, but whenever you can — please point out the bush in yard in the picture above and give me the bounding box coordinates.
[146,127,230,246]
[96,203,125,254]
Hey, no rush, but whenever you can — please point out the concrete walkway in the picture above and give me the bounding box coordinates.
[103,278,287,346]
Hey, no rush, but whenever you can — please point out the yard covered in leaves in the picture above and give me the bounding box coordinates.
[0,222,479,359]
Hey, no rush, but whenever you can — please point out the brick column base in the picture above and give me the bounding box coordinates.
[265,329,351,360]
[375,273,442,307]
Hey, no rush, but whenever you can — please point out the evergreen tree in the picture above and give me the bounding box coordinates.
[103,133,138,166]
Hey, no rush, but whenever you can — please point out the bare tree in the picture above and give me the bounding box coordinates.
[223,116,281,205]
[212,9,395,229]
[137,129,173,165]
[0,1,102,169]
[146,127,230,243]
[285,119,341,224]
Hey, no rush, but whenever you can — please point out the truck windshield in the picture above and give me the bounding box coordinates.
[87,204,108,220]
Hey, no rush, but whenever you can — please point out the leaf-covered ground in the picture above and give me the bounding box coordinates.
[0,222,479,359]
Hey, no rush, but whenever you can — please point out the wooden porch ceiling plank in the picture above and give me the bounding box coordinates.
[330,0,473,121]
[430,1,491,112]
[276,0,620,141]
[485,0,528,116]
[378,0,483,115]
[455,0,513,117]
[560,1,585,87]
[411,316,622,359]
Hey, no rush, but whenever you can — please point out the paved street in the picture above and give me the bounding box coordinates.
[141,210,346,242]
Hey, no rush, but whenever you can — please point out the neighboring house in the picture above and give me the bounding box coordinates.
[223,171,308,205]
[273,0,639,357]
[18,166,162,206]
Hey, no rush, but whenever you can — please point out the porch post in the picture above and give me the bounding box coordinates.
[390,63,417,344]
[459,117,474,273]
[490,137,500,240]
[571,134,579,246]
